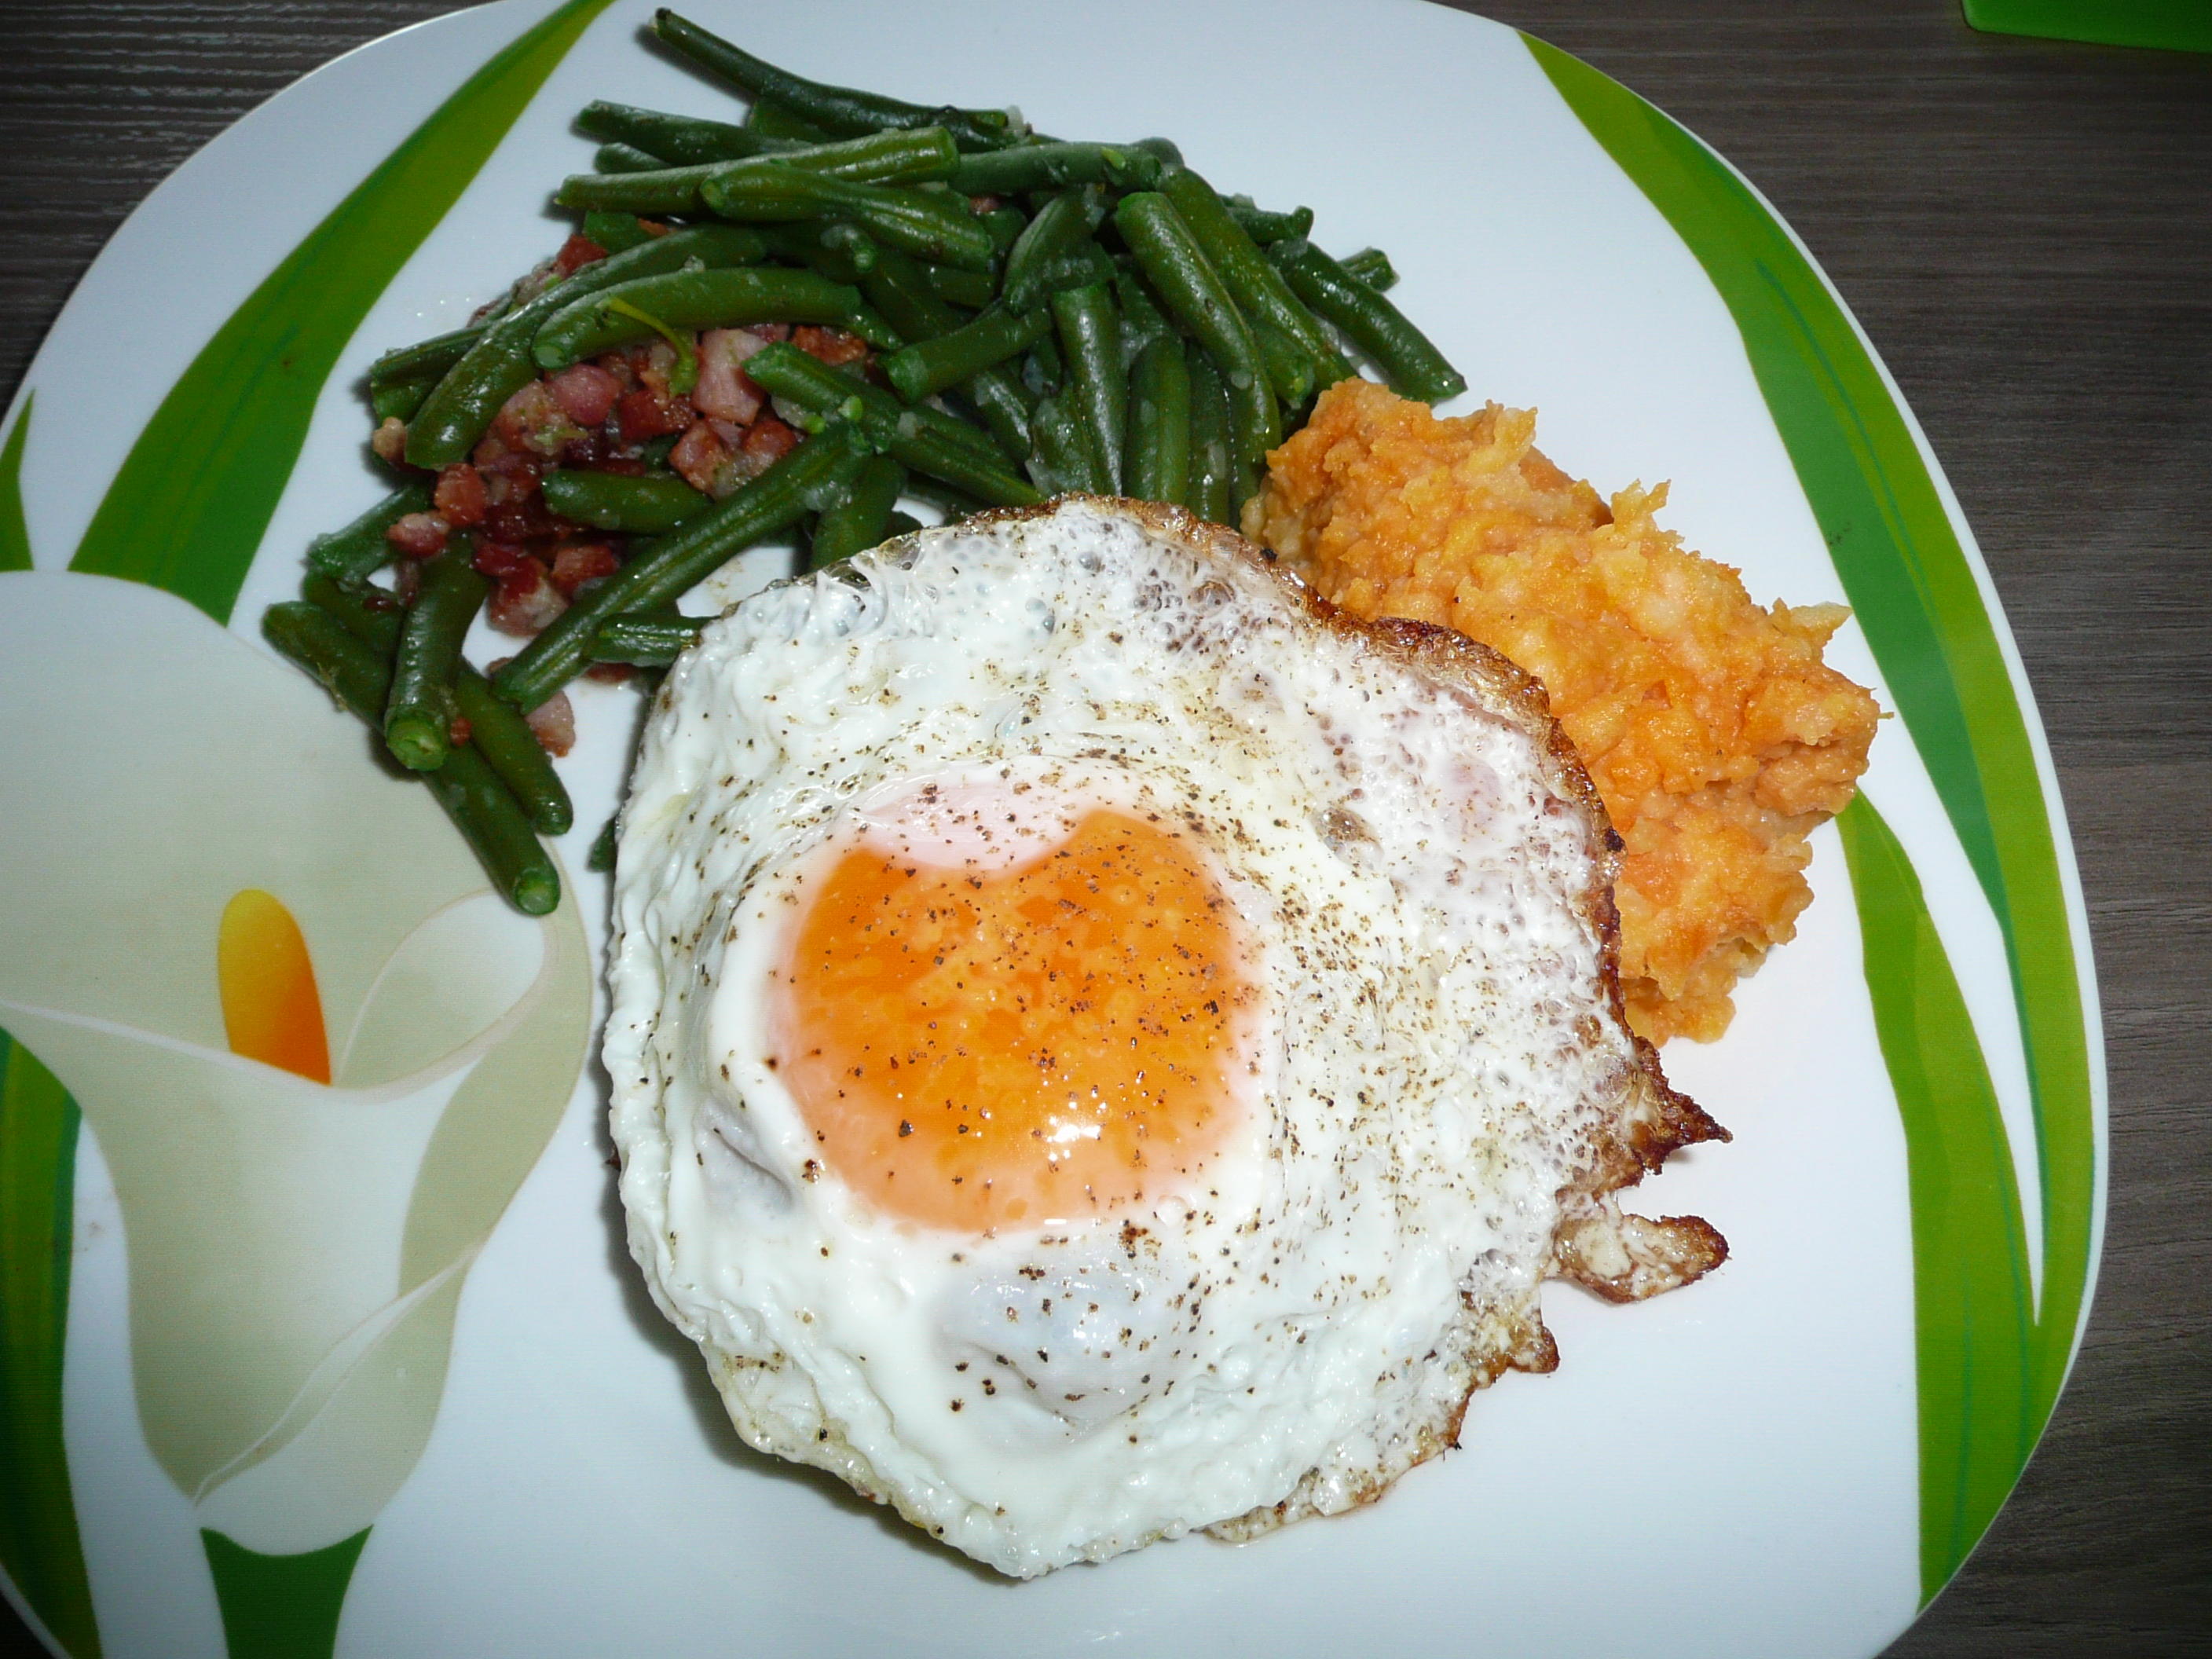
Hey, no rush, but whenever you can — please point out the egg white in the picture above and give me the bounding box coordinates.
[606,501,1656,1577]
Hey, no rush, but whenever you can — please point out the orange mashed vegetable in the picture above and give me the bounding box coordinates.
[1248,379,1880,1042]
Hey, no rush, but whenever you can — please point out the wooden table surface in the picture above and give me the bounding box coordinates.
[0,2,2203,1654]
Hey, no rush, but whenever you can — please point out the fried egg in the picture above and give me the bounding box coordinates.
[604,499,1726,1579]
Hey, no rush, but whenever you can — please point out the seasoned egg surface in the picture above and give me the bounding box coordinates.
[605,499,1723,1579]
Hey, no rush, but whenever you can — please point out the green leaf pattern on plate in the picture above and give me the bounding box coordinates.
[67,0,617,622]
[0,1028,100,1659]
[2,3,615,1654]
[1529,34,2097,1602]
[0,396,31,574]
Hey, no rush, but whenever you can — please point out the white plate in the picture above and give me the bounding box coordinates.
[0,2,2104,1656]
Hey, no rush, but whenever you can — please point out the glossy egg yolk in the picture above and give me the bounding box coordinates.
[773,808,1252,1232]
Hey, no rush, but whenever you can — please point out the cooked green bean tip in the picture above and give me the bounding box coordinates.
[1271,236,1463,403]
[651,10,1024,152]
[588,818,620,873]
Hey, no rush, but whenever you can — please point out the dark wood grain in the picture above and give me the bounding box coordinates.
[1,4,2205,1656]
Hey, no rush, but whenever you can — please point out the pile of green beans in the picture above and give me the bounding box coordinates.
[278,9,1469,910]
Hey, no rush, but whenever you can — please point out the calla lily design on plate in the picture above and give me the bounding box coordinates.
[0,571,591,1655]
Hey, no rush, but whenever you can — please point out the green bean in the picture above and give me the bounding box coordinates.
[1271,238,1464,403]
[1186,351,1232,524]
[899,474,988,522]
[1130,137,1183,168]
[533,266,895,368]
[700,167,995,270]
[542,469,710,533]
[743,343,1039,508]
[746,99,830,143]
[855,247,1029,452]
[1021,243,1117,309]
[560,127,960,218]
[587,816,620,873]
[883,510,925,538]
[1114,268,1171,365]
[1126,335,1192,507]
[1026,395,1101,496]
[383,540,487,771]
[808,454,906,568]
[652,9,1020,153]
[753,219,878,283]
[1158,167,1352,394]
[1051,284,1124,493]
[303,574,573,835]
[949,141,1163,197]
[1001,185,1107,313]
[369,326,483,395]
[263,602,558,914]
[405,225,769,468]
[496,425,869,710]
[881,306,1049,402]
[1223,195,1313,245]
[593,141,670,175]
[977,205,1027,255]
[580,211,658,255]
[1252,321,1317,412]
[306,482,434,580]
[1112,192,1278,504]
[859,246,961,340]
[1022,335,1062,399]
[371,375,439,423]
[577,100,793,165]
[1339,246,1398,291]
[588,609,702,666]
[949,368,1033,459]
[921,262,998,309]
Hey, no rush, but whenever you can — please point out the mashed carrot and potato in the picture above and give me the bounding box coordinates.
[1247,379,1880,1043]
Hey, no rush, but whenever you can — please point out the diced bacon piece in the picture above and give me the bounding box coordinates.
[491,379,584,460]
[386,512,450,560]
[549,362,621,428]
[594,352,639,394]
[637,218,672,238]
[793,325,868,368]
[476,447,542,502]
[372,416,408,464]
[471,539,536,579]
[525,690,576,756]
[484,485,561,544]
[434,463,488,527]
[388,559,422,606]
[555,234,608,276]
[584,661,635,684]
[448,714,474,747]
[749,323,792,344]
[487,558,568,636]
[742,416,801,467]
[550,541,621,598]
[691,328,767,424]
[562,428,613,471]
[617,386,690,443]
[670,419,738,496]
[703,415,802,495]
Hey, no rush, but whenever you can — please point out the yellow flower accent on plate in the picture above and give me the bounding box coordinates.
[218,890,332,1086]
[0,570,591,1557]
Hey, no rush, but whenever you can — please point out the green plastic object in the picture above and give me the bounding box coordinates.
[1962,0,2212,53]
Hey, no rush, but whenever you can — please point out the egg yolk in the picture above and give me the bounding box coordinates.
[773,808,1252,1232]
